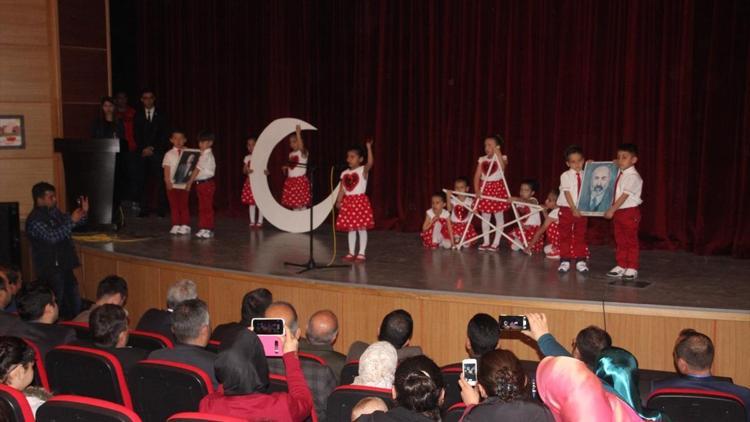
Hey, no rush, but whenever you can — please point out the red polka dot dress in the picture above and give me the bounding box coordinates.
[421,208,452,248]
[450,195,478,246]
[335,166,375,231]
[281,150,311,209]
[475,155,510,213]
[545,208,561,257]
[241,154,255,205]
[509,202,543,252]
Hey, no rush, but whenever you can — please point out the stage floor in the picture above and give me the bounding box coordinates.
[78,215,750,312]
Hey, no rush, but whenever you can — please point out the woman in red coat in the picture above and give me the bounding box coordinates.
[199,328,313,421]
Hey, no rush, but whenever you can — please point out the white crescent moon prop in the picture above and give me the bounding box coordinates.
[251,118,341,233]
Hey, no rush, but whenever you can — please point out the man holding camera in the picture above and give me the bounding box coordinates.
[26,182,88,320]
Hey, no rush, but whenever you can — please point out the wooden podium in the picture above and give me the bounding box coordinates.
[54,138,120,229]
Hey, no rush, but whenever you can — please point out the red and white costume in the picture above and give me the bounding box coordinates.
[450,195,478,245]
[241,153,255,205]
[612,166,643,269]
[557,168,588,260]
[162,147,189,226]
[508,200,542,252]
[421,209,452,248]
[335,166,375,231]
[194,148,216,230]
[545,208,561,258]
[281,150,311,209]
[475,155,510,213]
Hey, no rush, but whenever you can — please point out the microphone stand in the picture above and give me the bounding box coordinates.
[283,161,350,274]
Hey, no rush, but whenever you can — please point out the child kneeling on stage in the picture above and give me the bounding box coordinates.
[525,189,562,259]
[421,192,455,249]
[336,139,375,262]
[163,130,190,235]
[447,177,478,248]
[188,131,217,238]
[508,179,542,253]
[604,143,643,280]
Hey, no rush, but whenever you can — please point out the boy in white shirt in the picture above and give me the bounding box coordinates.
[556,145,589,273]
[604,143,643,280]
[188,131,217,238]
[163,130,190,235]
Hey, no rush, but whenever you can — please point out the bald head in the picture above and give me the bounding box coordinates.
[306,310,339,346]
[265,301,299,333]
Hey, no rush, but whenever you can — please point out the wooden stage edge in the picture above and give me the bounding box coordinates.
[77,246,750,386]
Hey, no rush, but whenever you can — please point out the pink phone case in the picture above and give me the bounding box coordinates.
[258,335,283,357]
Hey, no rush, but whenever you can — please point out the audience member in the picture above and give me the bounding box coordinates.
[358,355,445,422]
[465,313,500,359]
[300,309,347,383]
[522,313,612,368]
[134,88,170,218]
[148,299,217,388]
[73,275,128,323]
[211,288,272,344]
[1,265,22,313]
[536,356,642,422]
[653,329,750,415]
[88,304,147,375]
[137,279,197,342]
[347,309,423,362]
[351,397,389,421]
[16,284,76,359]
[352,341,398,389]
[0,336,52,416]
[0,278,43,340]
[265,301,336,421]
[199,329,313,421]
[458,349,552,421]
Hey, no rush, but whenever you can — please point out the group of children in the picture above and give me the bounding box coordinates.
[419,137,643,280]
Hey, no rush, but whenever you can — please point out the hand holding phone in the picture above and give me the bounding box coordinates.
[499,315,530,331]
[251,318,286,357]
[462,358,478,386]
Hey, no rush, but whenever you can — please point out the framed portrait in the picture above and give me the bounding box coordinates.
[172,148,201,189]
[577,161,618,216]
[0,115,25,149]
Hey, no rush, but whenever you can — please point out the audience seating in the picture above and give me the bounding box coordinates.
[205,340,221,354]
[21,338,50,390]
[167,412,246,422]
[127,330,174,351]
[440,364,463,409]
[46,345,133,409]
[269,374,289,393]
[646,388,747,422]
[442,403,467,422]
[130,360,213,422]
[59,321,91,340]
[36,395,142,422]
[640,369,732,403]
[0,384,34,422]
[340,360,359,385]
[326,385,394,422]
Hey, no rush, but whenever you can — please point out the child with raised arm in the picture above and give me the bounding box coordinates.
[525,189,561,259]
[473,135,509,251]
[335,139,375,262]
[557,145,589,273]
[281,125,311,210]
[508,179,542,253]
[447,177,478,248]
[421,192,455,249]
[604,143,643,280]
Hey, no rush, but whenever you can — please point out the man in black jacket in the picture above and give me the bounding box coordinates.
[25,182,88,319]
[16,283,76,360]
[137,279,197,343]
[133,88,170,217]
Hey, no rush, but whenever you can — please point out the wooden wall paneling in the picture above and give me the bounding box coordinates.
[0,158,54,215]
[61,103,101,138]
[0,0,49,46]
[158,267,212,310]
[59,49,109,103]
[115,260,160,325]
[80,251,117,298]
[0,46,53,102]
[57,0,106,48]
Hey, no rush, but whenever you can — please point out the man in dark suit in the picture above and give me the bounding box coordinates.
[0,277,44,341]
[300,310,346,384]
[88,304,148,376]
[652,329,750,416]
[16,283,76,360]
[136,279,197,343]
[133,88,170,217]
[148,299,218,388]
[346,309,424,362]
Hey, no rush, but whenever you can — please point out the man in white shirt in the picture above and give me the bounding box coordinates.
[188,131,217,238]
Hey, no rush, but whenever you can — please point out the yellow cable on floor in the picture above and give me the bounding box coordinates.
[72,233,151,243]
[326,166,338,267]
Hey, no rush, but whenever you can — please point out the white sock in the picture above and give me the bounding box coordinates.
[492,212,504,246]
[481,213,491,245]
[257,210,263,224]
[249,206,256,224]
[432,222,443,244]
[358,230,368,255]
[348,231,357,255]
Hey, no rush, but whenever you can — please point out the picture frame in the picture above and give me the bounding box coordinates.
[0,115,25,149]
[577,161,618,216]
[172,148,201,189]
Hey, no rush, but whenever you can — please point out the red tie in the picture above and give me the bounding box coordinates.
[576,172,581,195]
[612,171,622,204]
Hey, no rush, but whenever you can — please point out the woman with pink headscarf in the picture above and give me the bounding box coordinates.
[536,356,644,422]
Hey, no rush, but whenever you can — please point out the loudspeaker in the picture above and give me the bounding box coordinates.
[0,202,21,267]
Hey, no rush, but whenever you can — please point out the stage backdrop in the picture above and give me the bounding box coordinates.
[134,0,749,257]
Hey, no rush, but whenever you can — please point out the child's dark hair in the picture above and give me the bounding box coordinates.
[140,88,155,97]
[549,188,560,197]
[520,178,539,193]
[170,129,186,138]
[432,191,447,203]
[347,145,365,159]
[564,145,584,160]
[454,176,470,186]
[394,356,445,421]
[100,96,115,106]
[617,143,638,157]
[0,336,35,382]
[485,134,505,148]
[198,130,215,142]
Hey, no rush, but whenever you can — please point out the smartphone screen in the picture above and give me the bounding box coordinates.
[462,359,478,386]
[499,315,529,331]
[251,318,285,335]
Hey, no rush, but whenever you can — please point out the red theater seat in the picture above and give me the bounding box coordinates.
[22,338,50,390]
[127,330,174,351]
[646,388,746,422]
[167,412,246,422]
[340,360,359,386]
[0,384,34,422]
[268,373,289,393]
[326,385,394,422]
[36,395,141,422]
[59,321,91,340]
[442,403,467,422]
[440,364,463,409]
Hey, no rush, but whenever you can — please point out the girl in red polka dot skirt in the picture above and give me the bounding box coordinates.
[241,137,265,228]
[473,134,510,252]
[421,192,455,249]
[524,189,563,259]
[281,125,311,210]
[335,139,374,262]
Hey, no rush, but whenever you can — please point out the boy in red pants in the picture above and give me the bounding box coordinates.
[556,145,589,273]
[163,130,190,235]
[605,143,643,280]
[188,131,216,238]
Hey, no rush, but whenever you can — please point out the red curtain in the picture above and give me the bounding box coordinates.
[135,0,750,257]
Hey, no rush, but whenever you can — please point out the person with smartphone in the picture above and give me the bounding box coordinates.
[521,313,612,369]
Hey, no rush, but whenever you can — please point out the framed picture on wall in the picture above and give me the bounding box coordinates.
[0,115,25,149]
[577,161,618,216]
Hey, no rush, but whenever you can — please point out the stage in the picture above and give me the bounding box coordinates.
[73,214,750,385]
